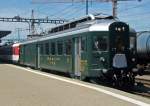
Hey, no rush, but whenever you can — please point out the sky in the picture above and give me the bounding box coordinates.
[0,0,150,41]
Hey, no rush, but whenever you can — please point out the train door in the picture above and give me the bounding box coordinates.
[36,44,40,69]
[74,37,81,77]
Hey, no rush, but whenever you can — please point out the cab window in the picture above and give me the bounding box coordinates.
[93,36,107,51]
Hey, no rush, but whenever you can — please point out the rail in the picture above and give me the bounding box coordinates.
[132,77,150,98]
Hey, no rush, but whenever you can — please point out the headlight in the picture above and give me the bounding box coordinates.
[100,57,105,62]
[132,58,136,62]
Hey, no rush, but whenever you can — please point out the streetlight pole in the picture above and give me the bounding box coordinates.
[86,0,89,15]
[112,0,117,18]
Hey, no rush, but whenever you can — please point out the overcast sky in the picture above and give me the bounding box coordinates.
[0,0,150,40]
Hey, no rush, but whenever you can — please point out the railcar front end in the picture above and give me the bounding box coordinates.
[89,22,139,86]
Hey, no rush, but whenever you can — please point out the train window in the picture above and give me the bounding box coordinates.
[64,24,69,30]
[65,40,72,55]
[59,26,63,31]
[70,22,76,28]
[93,36,107,51]
[40,44,44,55]
[57,41,63,55]
[51,42,56,55]
[81,37,87,51]
[54,28,58,32]
[45,43,49,55]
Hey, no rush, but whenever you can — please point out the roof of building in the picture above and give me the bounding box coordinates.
[0,31,11,38]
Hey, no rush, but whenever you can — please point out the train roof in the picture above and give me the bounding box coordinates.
[12,43,20,47]
[20,14,134,45]
[0,31,11,38]
[48,14,115,34]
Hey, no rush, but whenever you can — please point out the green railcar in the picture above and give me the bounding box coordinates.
[19,14,138,86]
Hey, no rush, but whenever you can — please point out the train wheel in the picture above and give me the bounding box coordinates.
[69,72,75,78]
[112,74,124,87]
[129,74,135,86]
[77,75,87,81]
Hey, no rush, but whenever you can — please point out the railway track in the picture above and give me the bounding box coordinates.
[93,77,150,98]
[133,77,150,98]
[135,77,150,87]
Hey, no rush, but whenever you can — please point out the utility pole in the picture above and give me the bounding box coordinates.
[85,0,138,17]
[86,0,89,15]
[111,0,141,18]
[85,0,117,17]
[31,9,35,35]
[112,0,117,18]
[32,0,141,17]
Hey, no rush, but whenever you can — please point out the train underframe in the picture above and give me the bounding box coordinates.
[101,67,143,87]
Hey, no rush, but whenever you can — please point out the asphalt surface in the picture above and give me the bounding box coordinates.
[0,63,149,106]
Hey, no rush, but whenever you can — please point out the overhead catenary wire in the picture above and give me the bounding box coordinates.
[36,1,113,20]
[49,4,84,18]
[118,0,150,16]
[45,4,76,17]
[32,0,117,16]
[32,0,149,31]
[37,4,74,17]
[119,10,150,17]
[89,4,111,16]
[64,6,86,19]
[36,3,85,20]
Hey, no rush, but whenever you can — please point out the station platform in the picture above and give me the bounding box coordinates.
[136,75,150,81]
[0,63,149,106]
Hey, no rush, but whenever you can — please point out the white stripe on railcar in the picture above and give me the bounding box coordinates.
[12,55,19,62]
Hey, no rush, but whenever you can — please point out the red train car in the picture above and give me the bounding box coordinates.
[12,43,20,63]
[0,43,20,63]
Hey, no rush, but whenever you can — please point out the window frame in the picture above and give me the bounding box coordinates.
[57,40,63,55]
[93,36,108,51]
[64,39,72,55]
[81,36,87,52]
[51,42,56,55]
[45,42,50,55]
[40,44,44,55]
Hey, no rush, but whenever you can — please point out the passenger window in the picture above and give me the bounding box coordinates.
[45,43,49,55]
[51,42,55,55]
[65,40,72,55]
[57,41,63,55]
[40,44,44,55]
[93,36,107,51]
[81,37,86,51]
